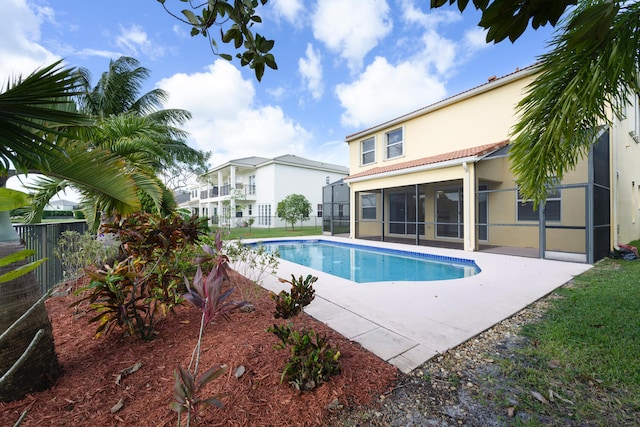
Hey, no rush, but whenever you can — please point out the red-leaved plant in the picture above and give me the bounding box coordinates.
[172,232,246,426]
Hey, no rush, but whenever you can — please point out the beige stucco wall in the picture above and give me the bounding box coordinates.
[347,72,538,176]
[611,100,640,246]
[346,67,640,258]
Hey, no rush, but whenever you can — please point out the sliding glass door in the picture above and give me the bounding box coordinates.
[436,185,488,241]
[388,188,425,236]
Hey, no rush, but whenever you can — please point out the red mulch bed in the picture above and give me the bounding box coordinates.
[1,271,399,426]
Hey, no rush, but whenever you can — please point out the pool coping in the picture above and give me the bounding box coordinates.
[235,235,592,373]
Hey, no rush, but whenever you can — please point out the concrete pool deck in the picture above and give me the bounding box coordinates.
[239,236,592,373]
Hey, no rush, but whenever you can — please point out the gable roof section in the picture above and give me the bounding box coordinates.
[344,140,509,182]
[257,154,349,174]
[205,154,349,175]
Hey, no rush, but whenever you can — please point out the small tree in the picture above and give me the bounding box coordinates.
[276,194,312,231]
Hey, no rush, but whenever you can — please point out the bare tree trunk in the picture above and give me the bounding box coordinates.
[0,241,59,402]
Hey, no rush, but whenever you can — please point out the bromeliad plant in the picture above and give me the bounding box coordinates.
[172,232,246,425]
[267,274,341,391]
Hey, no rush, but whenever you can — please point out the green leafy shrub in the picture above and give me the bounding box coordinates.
[222,239,279,301]
[55,230,119,286]
[272,274,316,319]
[74,212,206,340]
[73,258,155,339]
[267,274,341,391]
[268,324,341,391]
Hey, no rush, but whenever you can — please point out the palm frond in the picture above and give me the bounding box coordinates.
[509,1,640,205]
[0,60,90,171]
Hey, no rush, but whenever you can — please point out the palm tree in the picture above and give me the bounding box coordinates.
[25,56,209,225]
[0,61,150,401]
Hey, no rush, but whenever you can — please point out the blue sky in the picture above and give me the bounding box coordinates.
[2,0,557,173]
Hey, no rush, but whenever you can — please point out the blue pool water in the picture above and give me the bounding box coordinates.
[251,240,480,283]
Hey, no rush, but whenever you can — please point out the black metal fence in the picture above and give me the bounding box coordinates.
[13,221,88,293]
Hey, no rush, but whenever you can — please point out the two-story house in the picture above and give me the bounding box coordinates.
[343,65,640,263]
[182,155,349,228]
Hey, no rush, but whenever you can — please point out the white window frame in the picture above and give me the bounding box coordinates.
[385,128,403,159]
[361,137,376,165]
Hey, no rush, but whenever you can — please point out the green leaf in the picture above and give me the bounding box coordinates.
[0,257,46,283]
[0,187,30,211]
[181,9,200,25]
[264,54,278,71]
[0,249,36,267]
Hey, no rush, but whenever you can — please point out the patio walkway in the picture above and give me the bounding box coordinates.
[241,236,592,373]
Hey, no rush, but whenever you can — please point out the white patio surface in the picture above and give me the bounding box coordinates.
[237,236,592,374]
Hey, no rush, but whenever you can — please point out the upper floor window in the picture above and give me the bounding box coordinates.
[386,128,403,159]
[517,181,561,222]
[361,137,375,165]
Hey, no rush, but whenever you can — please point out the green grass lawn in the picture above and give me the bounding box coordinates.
[492,239,640,425]
[212,225,323,240]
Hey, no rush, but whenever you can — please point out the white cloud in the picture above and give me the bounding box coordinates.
[400,0,462,28]
[462,27,490,57]
[298,44,323,100]
[312,0,392,73]
[336,56,447,129]
[75,48,122,59]
[116,24,165,60]
[271,0,304,26]
[334,0,495,130]
[0,0,59,81]
[157,60,313,165]
[419,30,457,74]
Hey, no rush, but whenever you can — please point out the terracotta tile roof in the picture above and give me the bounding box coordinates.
[344,140,509,181]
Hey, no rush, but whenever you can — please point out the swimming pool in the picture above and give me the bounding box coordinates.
[251,239,480,283]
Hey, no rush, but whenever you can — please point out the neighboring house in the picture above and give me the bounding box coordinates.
[181,155,349,228]
[45,199,78,211]
[343,65,640,263]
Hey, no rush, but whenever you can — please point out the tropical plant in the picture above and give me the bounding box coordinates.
[433,0,640,205]
[0,241,59,402]
[267,273,340,391]
[272,274,316,320]
[74,212,207,340]
[25,56,210,227]
[268,324,341,392]
[0,60,146,402]
[173,232,246,425]
[158,0,277,81]
[276,194,312,231]
[171,364,227,425]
